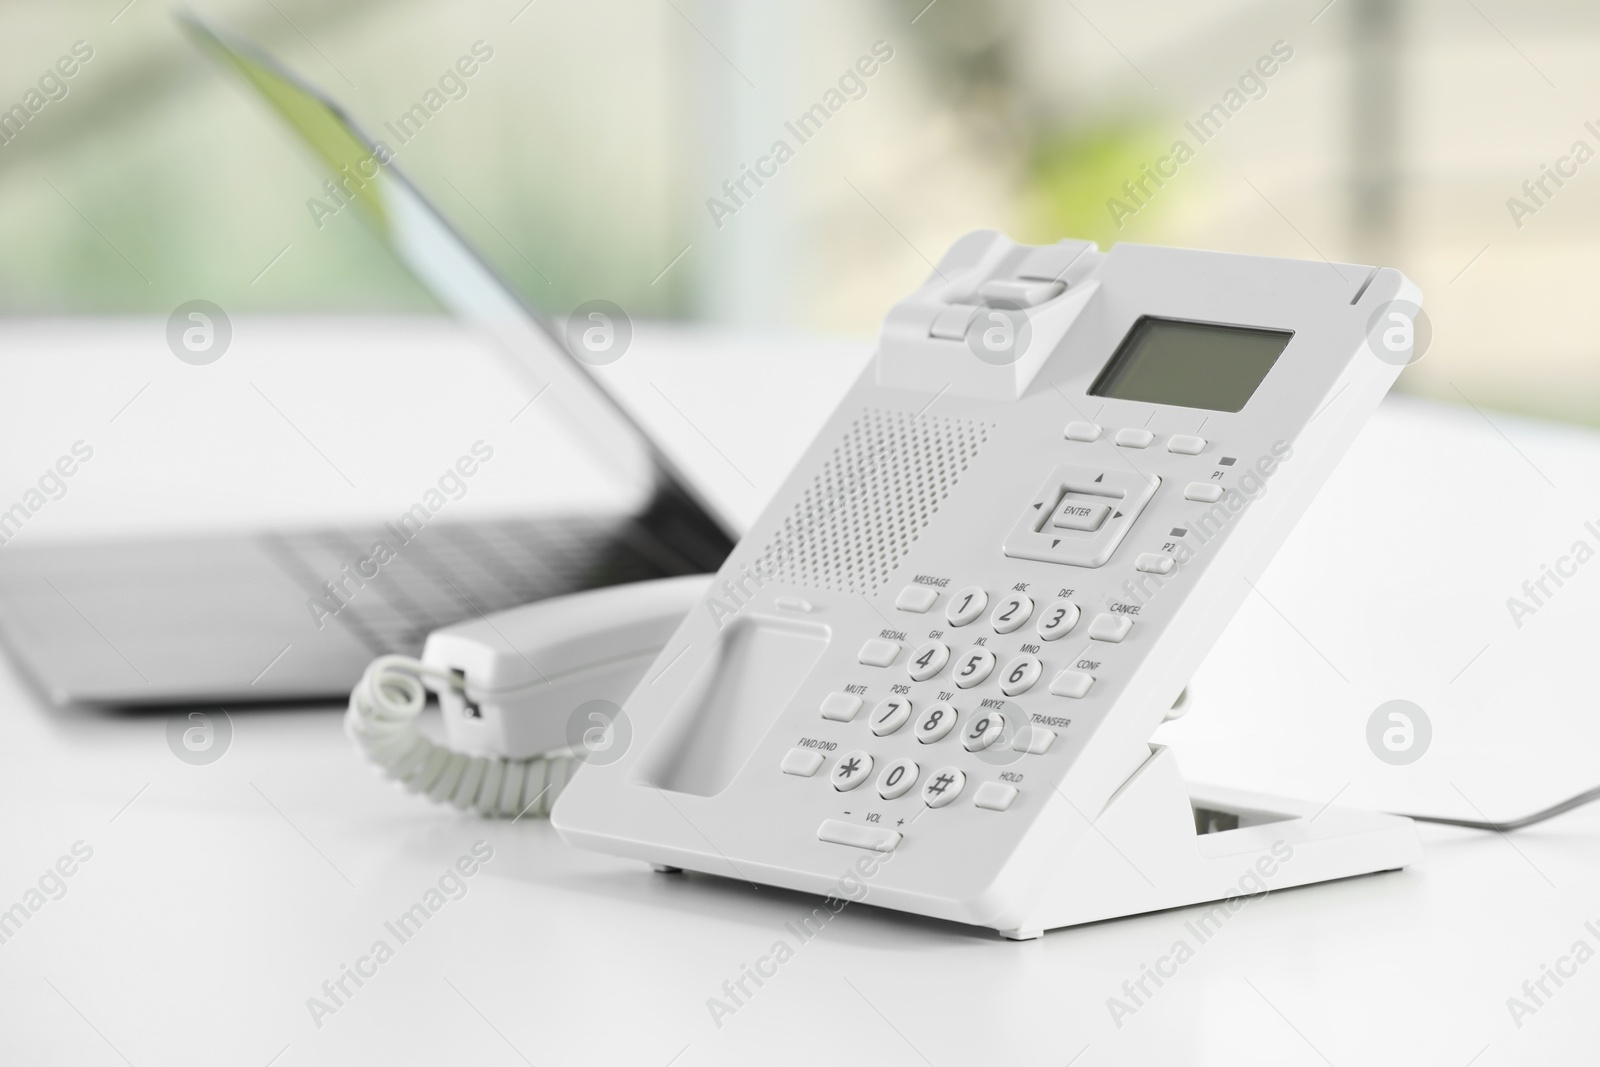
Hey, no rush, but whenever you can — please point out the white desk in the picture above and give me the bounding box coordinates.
[2,321,1599,1066]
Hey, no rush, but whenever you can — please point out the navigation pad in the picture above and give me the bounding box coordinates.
[1002,464,1159,568]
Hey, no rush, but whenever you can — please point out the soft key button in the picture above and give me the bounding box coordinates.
[1167,434,1206,455]
[946,586,988,626]
[1049,670,1094,698]
[907,641,950,682]
[974,782,1019,811]
[817,819,900,852]
[781,749,825,777]
[1115,428,1154,449]
[894,584,939,613]
[1135,553,1175,575]
[1088,614,1133,643]
[858,639,900,667]
[820,692,863,721]
[1064,421,1101,442]
[990,593,1035,634]
[1012,726,1056,755]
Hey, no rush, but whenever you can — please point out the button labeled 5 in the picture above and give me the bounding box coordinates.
[953,648,996,689]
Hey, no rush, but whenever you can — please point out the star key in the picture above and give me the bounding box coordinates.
[831,750,873,792]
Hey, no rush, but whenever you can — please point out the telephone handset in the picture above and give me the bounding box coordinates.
[354,233,1426,938]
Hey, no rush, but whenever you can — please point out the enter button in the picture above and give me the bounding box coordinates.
[1052,500,1110,532]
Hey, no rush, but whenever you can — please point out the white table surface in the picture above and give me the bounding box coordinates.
[2,320,1599,1067]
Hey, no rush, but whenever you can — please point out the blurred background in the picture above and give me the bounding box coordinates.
[1,0,1596,424]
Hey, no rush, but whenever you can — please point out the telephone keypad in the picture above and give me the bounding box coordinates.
[946,586,988,626]
[877,758,920,800]
[869,697,913,737]
[998,654,1043,696]
[1037,599,1080,640]
[907,641,950,681]
[914,702,959,743]
[953,647,996,688]
[962,712,1005,752]
[831,750,873,791]
[990,593,1034,633]
[922,767,966,807]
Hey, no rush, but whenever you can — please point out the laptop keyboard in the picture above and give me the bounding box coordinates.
[259,515,690,656]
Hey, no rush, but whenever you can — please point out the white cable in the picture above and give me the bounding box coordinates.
[345,654,580,818]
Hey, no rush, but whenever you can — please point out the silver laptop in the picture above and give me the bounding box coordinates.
[0,16,734,707]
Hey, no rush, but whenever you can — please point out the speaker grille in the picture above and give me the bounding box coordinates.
[760,408,990,595]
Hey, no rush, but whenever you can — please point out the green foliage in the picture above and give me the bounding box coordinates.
[1019,123,1172,248]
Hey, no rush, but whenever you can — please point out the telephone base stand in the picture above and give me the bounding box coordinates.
[998,746,1422,940]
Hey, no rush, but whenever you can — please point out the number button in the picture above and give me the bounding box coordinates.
[869,697,913,737]
[830,750,873,791]
[999,654,1042,696]
[914,701,958,744]
[946,586,988,627]
[989,593,1034,634]
[876,758,920,800]
[963,712,1005,751]
[907,641,950,682]
[1037,599,1079,641]
[922,766,967,808]
[953,648,996,689]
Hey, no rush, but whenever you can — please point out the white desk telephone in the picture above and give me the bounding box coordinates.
[350,232,1426,939]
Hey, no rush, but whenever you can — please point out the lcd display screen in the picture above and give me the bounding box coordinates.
[1089,317,1292,412]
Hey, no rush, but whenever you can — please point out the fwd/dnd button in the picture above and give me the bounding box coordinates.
[817,819,901,852]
